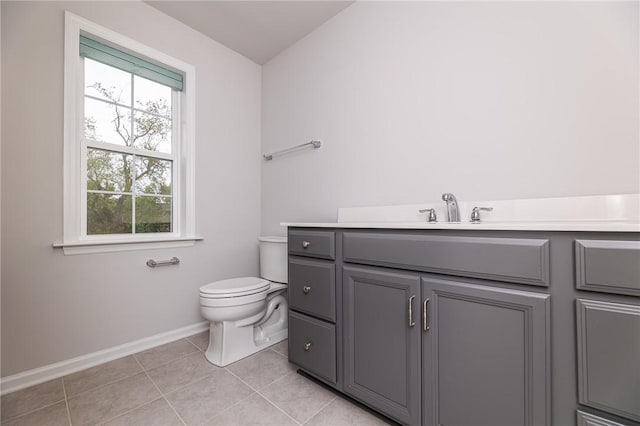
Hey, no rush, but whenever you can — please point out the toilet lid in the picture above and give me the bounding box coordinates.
[258,236,287,243]
[199,277,270,298]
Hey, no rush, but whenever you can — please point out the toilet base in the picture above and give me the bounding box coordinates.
[204,295,288,366]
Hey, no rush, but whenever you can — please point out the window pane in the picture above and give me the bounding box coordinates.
[87,148,133,193]
[85,97,132,146]
[136,196,172,233]
[134,75,171,116]
[133,111,171,153]
[84,58,132,105]
[134,156,172,195]
[87,193,132,235]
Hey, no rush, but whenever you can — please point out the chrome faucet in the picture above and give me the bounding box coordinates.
[442,193,460,222]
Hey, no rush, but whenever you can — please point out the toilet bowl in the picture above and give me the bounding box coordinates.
[199,236,288,366]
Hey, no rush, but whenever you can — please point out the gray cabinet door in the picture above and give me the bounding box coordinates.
[343,266,421,425]
[577,299,640,422]
[422,277,550,426]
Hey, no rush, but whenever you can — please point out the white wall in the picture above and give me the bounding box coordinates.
[261,1,640,234]
[1,1,262,376]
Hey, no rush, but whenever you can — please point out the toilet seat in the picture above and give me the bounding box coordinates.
[200,277,270,299]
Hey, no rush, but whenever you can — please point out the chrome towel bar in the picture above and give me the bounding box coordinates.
[263,140,321,161]
[146,257,180,268]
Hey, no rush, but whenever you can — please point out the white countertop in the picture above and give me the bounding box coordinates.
[281,220,640,232]
[281,194,640,232]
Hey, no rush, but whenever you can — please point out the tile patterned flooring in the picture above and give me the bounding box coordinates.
[1,333,389,425]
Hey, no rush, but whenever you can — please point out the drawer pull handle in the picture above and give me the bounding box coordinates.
[423,298,430,331]
[408,295,416,327]
[302,241,311,248]
[303,286,311,294]
[303,342,312,351]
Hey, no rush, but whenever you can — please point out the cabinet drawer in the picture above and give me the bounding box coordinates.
[576,240,640,297]
[289,259,336,322]
[289,311,336,384]
[288,230,335,260]
[577,299,640,422]
[343,232,550,286]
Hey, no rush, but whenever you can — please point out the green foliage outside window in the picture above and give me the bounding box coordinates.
[84,67,173,235]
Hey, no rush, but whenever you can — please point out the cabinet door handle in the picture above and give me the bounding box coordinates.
[303,286,311,294]
[408,295,416,327]
[302,241,311,248]
[303,342,312,351]
[423,298,430,331]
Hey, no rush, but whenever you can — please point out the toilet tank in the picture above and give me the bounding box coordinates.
[259,236,288,283]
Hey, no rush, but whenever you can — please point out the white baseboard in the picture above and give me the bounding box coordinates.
[0,321,209,396]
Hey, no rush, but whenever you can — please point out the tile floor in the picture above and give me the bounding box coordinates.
[1,332,389,426]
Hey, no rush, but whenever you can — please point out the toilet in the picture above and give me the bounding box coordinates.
[199,236,288,366]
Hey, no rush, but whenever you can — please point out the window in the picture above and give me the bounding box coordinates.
[59,13,198,254]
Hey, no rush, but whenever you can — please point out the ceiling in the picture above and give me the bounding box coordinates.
[146,1,354,65]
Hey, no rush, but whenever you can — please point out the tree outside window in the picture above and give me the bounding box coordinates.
[83,58,174,235]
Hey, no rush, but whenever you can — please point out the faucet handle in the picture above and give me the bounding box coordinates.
[470,206,493,223]
[419,208,437,223]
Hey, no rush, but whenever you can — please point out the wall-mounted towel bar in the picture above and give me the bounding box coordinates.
[263,140,321,161]
[146,257,180,267]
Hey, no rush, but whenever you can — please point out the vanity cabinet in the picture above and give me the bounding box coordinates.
[287,227,640,426]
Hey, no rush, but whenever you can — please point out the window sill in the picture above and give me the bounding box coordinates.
[53,236,204,255]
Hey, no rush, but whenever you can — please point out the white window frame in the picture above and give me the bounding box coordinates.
[57,12,199,255]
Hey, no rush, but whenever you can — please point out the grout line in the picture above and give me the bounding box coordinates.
[299,393,337,425]
[94,397,165,426]
[61,379,73,426]
[222,359,300,425]
[133,347,200,373]
[142,371,187,426]
[62,357,145,400]
[61,369,149,404]
[3,338,209,426]
[183,336,203,353]
[257,369,296,389]
[255,387,303,425]
[269,347,288,359]
[81,372,170,426]
[200,389,259,423]
[0,399,67,423]
[184,333,207,352]
[142,366,216,397]
[132,355,145,371]
[133,351,221,397]
[257,368,337,426]
[223,369,261,393]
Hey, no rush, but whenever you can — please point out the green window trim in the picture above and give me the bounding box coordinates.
[80,35,183,91]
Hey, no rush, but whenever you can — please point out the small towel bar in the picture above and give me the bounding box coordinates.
[146,257,180,267]
[263,140,321,161]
